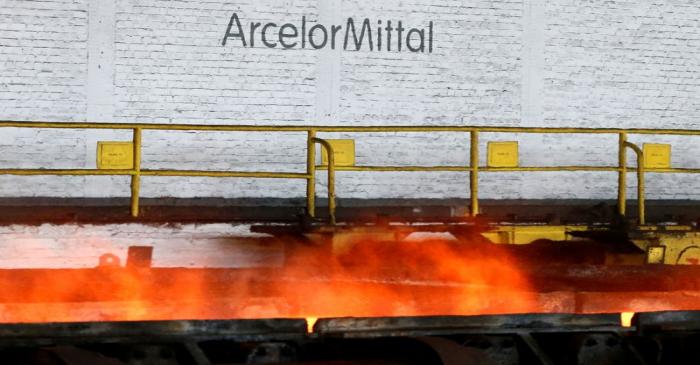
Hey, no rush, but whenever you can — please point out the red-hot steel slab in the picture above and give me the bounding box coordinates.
[1,265,700,323]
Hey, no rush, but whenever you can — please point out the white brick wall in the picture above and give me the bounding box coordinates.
[0,223,282,268]
[1,0,700,200]
[0,0,88,120]
[540,0,700,199]
[544,0,700,128]
[113,0,319,124]
[337,0,522,125]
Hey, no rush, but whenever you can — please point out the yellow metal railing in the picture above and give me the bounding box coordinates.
[3,121,700,224]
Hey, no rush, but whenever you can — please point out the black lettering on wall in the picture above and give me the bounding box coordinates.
[385,21,393,51]
[222,13,246,46]
[429,21,433,53]
[249,22,261,47]
[309,24,329,49]
[301,16,307,48]
[221,13,435,54]
[262,23,278,48]
[406,28,425,53]
[331,25,342,49]
[344,18,373,51]
[279,23,299,49]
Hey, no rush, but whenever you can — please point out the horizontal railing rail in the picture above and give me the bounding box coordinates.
[4,121,700,135]
[3,121,700,224]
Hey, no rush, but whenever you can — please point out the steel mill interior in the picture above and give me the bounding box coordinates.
[3,0,700,364]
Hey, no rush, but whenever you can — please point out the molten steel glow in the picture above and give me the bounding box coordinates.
[621,312,635,328]
[0,236,537,323]
[306,317,318,333]
[275,238,536,319]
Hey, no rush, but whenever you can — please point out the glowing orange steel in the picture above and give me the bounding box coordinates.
[275,238,537,319]
[621,312,635,328]
[306,317,318,333]
[0,235,539,323]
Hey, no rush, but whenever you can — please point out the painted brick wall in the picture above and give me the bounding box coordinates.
[0,0,88,121]
[337,0,522,125]
[541,0,700,200]
[0,0,90,197]
[0,223,282,268]
[1,0,700,200]
[113,0,319,124]
[544,0,700,129]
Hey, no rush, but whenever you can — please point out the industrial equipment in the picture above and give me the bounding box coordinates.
[3,121,700,364]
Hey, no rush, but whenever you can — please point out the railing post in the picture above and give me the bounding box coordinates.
[306,129,317,218]
[470,130,480,216]
[312,138,336,225]
[639,159,645,225]
[618,132,627,217]
[623,141,646,225]
[130,128,142,218]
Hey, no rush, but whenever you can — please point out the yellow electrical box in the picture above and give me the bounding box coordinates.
[321,139,355,167]
[97,142,134,170]
[488,141,519,167]
[643,143,671,169]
